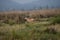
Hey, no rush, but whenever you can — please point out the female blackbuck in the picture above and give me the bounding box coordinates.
[24,17,34,22]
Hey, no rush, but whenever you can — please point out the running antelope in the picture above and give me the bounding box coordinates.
[24,17,34,22]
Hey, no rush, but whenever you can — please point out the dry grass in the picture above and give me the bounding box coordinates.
[0,23,60,40]
[0,8,60,40]
[0,9,60,24]
[0,8,60,16]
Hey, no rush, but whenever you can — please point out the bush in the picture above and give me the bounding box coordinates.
[44,28,57,34]
[6,19,15,25]
[0,22,5,26]
[52,16,60,24]
[0,23,3,26]
[40,33,58,40]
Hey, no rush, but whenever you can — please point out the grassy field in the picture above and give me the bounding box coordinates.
[0,9,60,40]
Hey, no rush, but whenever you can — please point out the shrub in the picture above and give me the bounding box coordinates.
[51,16,60,24]
[44,28,57,34]
[0,23,3,26]
[7,19,15,25]
[40,33,58,40]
